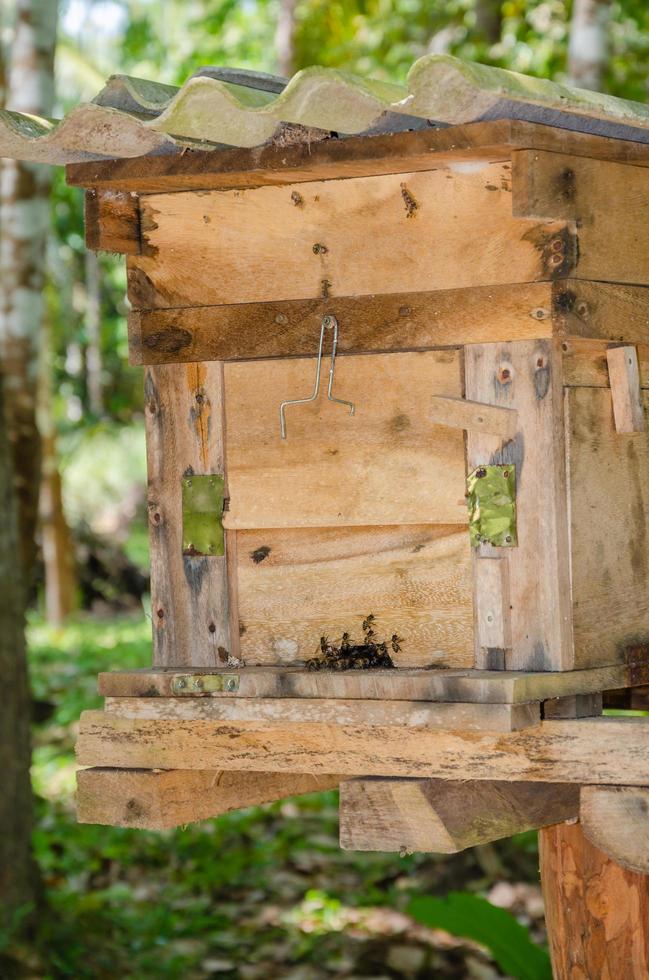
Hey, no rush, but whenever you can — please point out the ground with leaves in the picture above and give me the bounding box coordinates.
[0,615,551,979]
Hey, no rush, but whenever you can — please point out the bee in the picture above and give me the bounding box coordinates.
[362,614,376,633]
[391,633,403,654]
[320,635,329,654]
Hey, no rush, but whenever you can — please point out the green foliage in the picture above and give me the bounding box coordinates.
[409,892,552,980]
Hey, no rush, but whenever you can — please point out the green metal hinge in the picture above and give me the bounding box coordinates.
[182,474,225,557]
[171,673,239,695]
[467,464,517,548]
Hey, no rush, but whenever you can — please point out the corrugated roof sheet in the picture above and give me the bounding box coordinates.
[3,55,649,166]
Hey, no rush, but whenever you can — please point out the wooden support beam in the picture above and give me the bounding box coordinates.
[339,778,578,853]
[606,346,645,433]
[540,821,649,979]
[580,786,649,874]
[103,696,540,732]
[429,396,518,439]
[473,557,511,669]
[543,693,602,719]
[85,189,141,254]
[97,661,649,703]
[76,768,341,829]
[76,714,649,784]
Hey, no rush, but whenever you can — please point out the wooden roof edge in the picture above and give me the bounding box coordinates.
[66,118,649,193]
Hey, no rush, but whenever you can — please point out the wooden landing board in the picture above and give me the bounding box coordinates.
[97,660,649,703]
[223,351,466,529]
[77,768,341,829]
[104,696,539,732]
[566,387,649,667]
[235,525,473,668]
[66,119,649,195]
[77,715,649,784]
[127,163,572,310]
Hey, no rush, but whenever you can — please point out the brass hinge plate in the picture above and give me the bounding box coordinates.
[171,673,240,695]
[467,464,517,548]
[182,474,225,557]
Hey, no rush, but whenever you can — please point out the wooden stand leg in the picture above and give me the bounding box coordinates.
[539,821,649,979]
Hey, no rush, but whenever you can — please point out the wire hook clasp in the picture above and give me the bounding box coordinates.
[279,314,355,439]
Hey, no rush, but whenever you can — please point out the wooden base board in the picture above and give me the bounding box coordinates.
[98,661,649,704]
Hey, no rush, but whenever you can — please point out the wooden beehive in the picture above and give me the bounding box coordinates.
[72,117,649,850]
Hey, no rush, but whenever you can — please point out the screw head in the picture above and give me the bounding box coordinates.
[177,678,187,689]
[225,677,237,692]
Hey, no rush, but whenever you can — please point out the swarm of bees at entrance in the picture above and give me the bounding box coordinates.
[305,615,401,671]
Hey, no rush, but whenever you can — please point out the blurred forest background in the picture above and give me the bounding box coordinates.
[1,1,648,977]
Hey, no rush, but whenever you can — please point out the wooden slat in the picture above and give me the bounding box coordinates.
[542,693,602,719]
[540,821,649,980]
[465,339,573,670]
[339,778,578,852]
[473,557,511,666]
[561,337,649,388]
[145,362,234,667]
[127,282,555,366]
[235,525,473,668]
[76,714,649,783]
[85,189,141,254]
[103,696,539,731]
[513,149,649,286]
[97,660,649,702]
[77,768,341,829]
[607,346,645,433]
[223,351,466,529]
[580,786,649,874]
[566,387,649,668]
[66,120,649,195]
[126,164,573,311]
[429,395,518,438]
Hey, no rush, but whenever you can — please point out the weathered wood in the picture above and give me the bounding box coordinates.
[473,557,511,667]
[607,346,645,433]
[127,165,572,310]
[513,149,649,286]
[66,119,649,195]
[236,525,473,668]
[76,767,340,829]
[465,340,573,670]
[540,821,649,980]
[580,786,649,874]
[604,684,649,710]
[97,660,649,703]
[85,189,141,254]
[561,336,649,388]
[429,395,518,439]
[144,362,234,667]
[223,351,466,529]
[553,281,649,346]
[566,387,649,667]
[339,778,578,852]
[103,696,539,731]
[543,693,602,719]
[77,714,649,783]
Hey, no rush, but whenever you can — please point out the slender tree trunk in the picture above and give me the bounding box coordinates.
[474,0,502,45]
[84,249,103,416]
[567,0,609,91]
[275,0,297,78]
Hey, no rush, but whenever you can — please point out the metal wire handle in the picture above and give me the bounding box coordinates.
[279,314,355,439]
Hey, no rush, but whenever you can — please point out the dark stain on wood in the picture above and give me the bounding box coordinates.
[556,167,576,205]
[534,349,551,400]
[183,555,207,593]
[128,266,161,309]
[143,326,193,354]
[523,225,578,278]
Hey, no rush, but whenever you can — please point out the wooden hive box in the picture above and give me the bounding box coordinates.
[69,116,649,843]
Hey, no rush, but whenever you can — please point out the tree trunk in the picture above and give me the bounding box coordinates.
[539,821,649,979]
[567,0,609,91]
[275,0,297,78]
[84,249,103,416]
[0,0,58,578]
[474,0,502,45]
[0,371,39,929]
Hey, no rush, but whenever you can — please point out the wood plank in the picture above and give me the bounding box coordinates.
[85,188,141,254]
[513,149,649,286]
[607,346,645,433]
[144,362,235,667]
[566,387,649,667]
[76,767,340,829]
[223,351,466,529]
[339,778,578,852]
[76,714,649,783]
[473,557,511,666]
[97,660,649,702]
[103,696,539,731]
[429,395,518,439]
[540,821,649,980]
[66,120,649,195]
[127,282,554,366]
[465,340,574,670]
[552,281,649,346]
[542,693,602,719]
[126,165,573,310]
[235,525,473,668]
[561,336,649,388]
[580,786,649,874]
